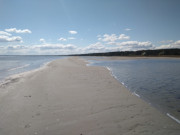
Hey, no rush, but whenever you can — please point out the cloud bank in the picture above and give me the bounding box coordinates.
[0,31,12,36]
[0,28,179,55]
[0,35,22,42]
[156,40,180,49]
[0,40,155,55]
[1,40,180,55]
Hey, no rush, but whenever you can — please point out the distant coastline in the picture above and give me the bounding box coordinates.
[70,48,180,57]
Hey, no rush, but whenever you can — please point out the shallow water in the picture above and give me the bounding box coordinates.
[88,58,180,121]
[0,55,66,81]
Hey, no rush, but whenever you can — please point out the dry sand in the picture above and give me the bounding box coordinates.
[0,57,179,135]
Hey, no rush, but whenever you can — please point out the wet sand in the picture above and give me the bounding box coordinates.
[0,57,179,135]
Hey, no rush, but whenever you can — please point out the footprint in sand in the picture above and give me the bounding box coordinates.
[36,112,41,116]
[24,124,31,128]
[24,95,31,98]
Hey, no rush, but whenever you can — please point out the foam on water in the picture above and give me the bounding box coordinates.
[105,66,119,80]
[8,64,30,71]
[132,91,140,98]
[105,66,130,89]
[106,66,111,71]
[167,113,180,124]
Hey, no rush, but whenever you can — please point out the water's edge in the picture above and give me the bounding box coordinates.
[86,60,180,125]
[0,57,67,86]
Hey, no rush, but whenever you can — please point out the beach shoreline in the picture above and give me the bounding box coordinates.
[84,56,180,122]
[81,56,180,61]
[0,57,179,135]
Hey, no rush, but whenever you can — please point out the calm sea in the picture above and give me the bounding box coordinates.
[87,57,180,123]
[0,55,65,81]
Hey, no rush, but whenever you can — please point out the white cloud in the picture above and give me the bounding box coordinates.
[0,40,155,55]
[78,42,106,54]
[40,38,46,43]
[34,44,77,50]
[31,44,77,55]
[0,35,22,42]
[68,37,76,40]
[119,34,130,40]
[0,29,23,43]
[159,40,173,44]
[0,43,78,55]
[156,40,180,49]
[99,34,130,43]
[98,37,102,40]
[101,34,117,42]
[173,40,180,45]
[96,33,152,51]
[58,37,67,41]
[80,43,122,54]
[115,41,154,51]
[0,45,28,55]
[0,29,160,55]
[125,28,132,31]
[83,42,105,52]
[82,41,154,53]
[0,31,11,36]
[117,41,151,46]
[69,31,77,34]
[5,28,32,34]
[7,45,28,50]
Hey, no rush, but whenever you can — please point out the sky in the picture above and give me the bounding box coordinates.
[0,0,180,55]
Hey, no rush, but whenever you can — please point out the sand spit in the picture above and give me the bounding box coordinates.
[0,57,179,135]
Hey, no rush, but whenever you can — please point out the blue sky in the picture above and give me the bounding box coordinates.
[0,0,180,55]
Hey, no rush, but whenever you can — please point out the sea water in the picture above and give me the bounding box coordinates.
[0,55,66,81]
[87,57,180,123]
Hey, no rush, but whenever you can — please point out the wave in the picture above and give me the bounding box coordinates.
[105,66,129,88]
[86,63,90,66]
[166,113,180,124]
[105,66,118,79]
[8,64,30,71]
[105,66,141,98]
[132,91,140,98]
[85,60,93,67]
[106,66,111,71]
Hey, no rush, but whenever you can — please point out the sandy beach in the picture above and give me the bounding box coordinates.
[0,57,179,135]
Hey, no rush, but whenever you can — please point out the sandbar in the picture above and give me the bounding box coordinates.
[0,57,179,135]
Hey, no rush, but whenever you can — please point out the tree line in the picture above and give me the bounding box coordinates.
[70,49,180,57]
